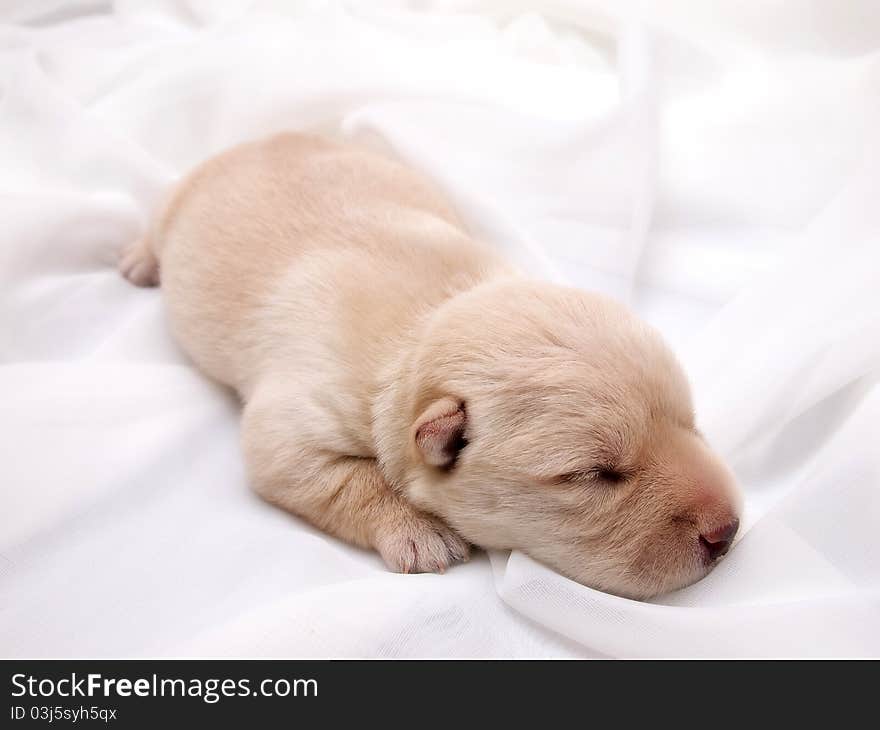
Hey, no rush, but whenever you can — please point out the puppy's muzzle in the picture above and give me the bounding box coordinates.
[699,518,739,562]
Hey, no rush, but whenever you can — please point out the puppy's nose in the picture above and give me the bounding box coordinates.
[700,518,739,561]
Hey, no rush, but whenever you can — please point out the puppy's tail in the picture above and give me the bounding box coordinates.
[118,229,160,287]
[118,185,176,288]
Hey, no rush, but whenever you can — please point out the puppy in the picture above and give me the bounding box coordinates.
[120,132,741,599]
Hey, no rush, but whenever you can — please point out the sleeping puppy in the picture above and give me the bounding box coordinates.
[120,132,741,600]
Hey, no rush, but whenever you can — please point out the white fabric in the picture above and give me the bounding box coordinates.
[2,0,878,658]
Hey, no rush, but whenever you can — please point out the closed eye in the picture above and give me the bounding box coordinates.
[595,468,625,484]
[558,467,627,486]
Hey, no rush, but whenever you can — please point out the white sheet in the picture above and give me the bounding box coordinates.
[2,0,878,658]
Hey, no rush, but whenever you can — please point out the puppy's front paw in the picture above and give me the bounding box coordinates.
[375,511,470,574]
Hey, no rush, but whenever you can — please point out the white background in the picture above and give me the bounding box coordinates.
[1,0,878,657]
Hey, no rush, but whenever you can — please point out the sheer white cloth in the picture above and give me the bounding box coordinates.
[1,0,878,657]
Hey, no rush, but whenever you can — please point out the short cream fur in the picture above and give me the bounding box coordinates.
[120,133,741,599]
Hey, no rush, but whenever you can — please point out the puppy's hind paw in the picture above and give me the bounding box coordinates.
[375,510,470,575]
[119,237,159,287]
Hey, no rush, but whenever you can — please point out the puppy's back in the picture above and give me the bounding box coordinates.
[154,133,506,393]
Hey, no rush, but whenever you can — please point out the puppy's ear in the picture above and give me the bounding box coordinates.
[413,397,467,468]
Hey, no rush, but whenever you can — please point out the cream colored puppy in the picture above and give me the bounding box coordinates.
[120,133,741,600]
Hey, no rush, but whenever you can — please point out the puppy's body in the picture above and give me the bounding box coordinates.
[150,134,502,394]
[122,133,741,598]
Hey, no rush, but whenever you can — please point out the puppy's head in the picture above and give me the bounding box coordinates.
[402,279,741,600]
